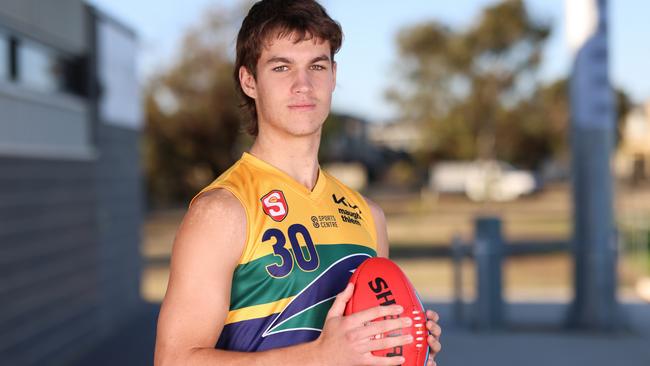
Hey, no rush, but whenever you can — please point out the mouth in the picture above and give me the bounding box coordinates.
[288,103,317,111]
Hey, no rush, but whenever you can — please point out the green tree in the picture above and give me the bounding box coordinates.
[144,6,249,207]
[388,0,632,170]
[498,78,630,168]
[496,79,569,168]
[387,0,550,165]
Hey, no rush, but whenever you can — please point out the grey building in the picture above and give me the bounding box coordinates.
[0,1,144,365]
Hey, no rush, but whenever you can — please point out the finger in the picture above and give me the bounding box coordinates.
[427,359,437,366]
[364,334,413,353]
[347,304,403,325]
[326,283,354,319]
[352,316,412,340]
[426,309,439,322]
[427,321,441,338]
[427,334,442,353]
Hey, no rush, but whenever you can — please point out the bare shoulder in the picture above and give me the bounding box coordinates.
[362,195,386,224]
[362,195,389,257]
[187,188,245,223]
[171,188,246,264]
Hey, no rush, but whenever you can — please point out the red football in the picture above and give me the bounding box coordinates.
[344,257,429,366]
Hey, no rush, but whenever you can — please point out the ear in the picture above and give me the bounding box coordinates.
[239,66,257,99]
[331,61,337,92]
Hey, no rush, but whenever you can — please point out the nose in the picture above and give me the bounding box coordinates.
[291,69,313,94]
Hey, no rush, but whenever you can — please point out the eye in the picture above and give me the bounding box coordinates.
[272,65,289,72]
[310,64,327,71]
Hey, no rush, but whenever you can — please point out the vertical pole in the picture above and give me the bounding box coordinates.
[566,0,619,329]
[474,217,504,330]
[452,234,464,325]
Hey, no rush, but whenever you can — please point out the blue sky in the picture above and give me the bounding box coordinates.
[88,0,649,122]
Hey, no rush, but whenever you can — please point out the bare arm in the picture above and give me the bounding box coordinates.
[155,189,410,366]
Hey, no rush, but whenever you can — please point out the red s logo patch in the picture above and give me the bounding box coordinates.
[261,190,288,222]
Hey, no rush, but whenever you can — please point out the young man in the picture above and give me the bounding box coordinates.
[154,1,442,365]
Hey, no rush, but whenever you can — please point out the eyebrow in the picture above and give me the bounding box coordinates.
[265,54,331,65]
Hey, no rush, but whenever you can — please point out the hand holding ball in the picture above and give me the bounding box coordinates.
[344,257,429,366]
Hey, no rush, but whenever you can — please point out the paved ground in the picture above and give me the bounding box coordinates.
[72,301,650,366]
[435,301,650,366]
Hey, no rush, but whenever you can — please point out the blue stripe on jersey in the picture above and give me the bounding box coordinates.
[216,315,320,351]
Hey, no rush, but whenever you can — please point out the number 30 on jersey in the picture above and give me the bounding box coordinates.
[263,224,319,278]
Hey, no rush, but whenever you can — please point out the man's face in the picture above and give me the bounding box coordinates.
[240,34,337,138]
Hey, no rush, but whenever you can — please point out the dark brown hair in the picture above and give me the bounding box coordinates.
[234,0,343,136]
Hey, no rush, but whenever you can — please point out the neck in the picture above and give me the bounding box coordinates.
[249,129,322,191]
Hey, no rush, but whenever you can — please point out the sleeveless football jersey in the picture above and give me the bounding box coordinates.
[190,152,378,352]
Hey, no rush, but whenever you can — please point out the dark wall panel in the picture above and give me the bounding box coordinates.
[0,158,102,366]
[0,125,144,366]
[94,124,144,338]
